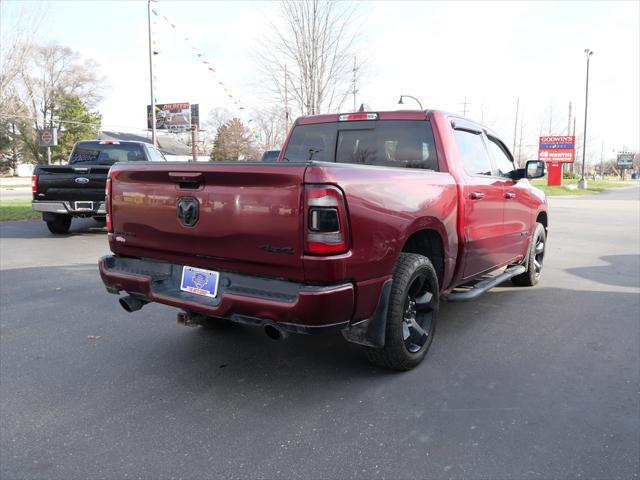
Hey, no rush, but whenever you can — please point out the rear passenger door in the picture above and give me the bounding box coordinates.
[453,124,506,279]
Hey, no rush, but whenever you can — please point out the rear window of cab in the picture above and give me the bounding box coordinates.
[283,120,438,171]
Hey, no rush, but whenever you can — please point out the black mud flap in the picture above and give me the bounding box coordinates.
[341,279,392,348]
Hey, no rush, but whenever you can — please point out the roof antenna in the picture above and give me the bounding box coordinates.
[358,103,370,112]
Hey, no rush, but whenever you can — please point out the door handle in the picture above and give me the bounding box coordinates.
[168,172,203,181]
[504,192,516,199]
[470,191,485,200]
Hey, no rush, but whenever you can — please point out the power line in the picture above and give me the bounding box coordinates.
[0,113,148,132]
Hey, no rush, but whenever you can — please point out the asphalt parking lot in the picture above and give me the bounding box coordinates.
[1,186,639,480]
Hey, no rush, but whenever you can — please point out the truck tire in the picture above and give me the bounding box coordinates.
[511,222,546,287]
[46,214,72,234]
[365,253,439,371]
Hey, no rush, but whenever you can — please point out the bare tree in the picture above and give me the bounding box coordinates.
[252,105,287,151]
[8,44,104,163]
[257,0,362,117]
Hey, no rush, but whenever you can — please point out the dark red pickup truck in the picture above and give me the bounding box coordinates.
[99,110,548,370]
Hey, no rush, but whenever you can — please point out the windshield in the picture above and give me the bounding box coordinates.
[283,120,438,170]
[69,142,146,165]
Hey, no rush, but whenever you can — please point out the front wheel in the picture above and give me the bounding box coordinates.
[511,222,546,286]
[365,253,439,371]
[45,214,72,234]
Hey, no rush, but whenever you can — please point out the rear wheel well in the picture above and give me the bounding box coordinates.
[401,229,445,286]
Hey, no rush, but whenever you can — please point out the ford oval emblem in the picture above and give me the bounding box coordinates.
[75,177,90,184]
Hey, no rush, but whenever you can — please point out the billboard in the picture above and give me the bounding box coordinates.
[538,135,575,163]
[617,152,634,167]
[147,103,195,130]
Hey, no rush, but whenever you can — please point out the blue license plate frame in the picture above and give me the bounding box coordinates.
[180,266,220,298]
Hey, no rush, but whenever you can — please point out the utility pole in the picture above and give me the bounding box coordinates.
[191,126,198,162]
[517,110,524,167]
[548,104,552,135]
[564,101,572,173]
[460,97,471,116]
[147,0,157,147]
[512,97,519,156]
[284,64,289,131]
[352,57,358,112]
[579,49,594,189]
[571,115,577,174]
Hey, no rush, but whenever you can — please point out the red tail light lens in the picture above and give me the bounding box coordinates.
[105,177,112,232]
[31,175,37,194]
[304,185,350,255]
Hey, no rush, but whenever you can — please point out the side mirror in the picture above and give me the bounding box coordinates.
[525,160,545,179]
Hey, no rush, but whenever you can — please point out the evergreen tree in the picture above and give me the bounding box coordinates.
[52,95,101,164]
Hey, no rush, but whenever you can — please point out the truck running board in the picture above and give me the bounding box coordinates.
[445,265,526,302]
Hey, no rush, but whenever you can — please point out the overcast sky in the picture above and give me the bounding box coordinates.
[3,0,639,161]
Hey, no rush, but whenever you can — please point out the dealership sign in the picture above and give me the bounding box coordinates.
[147,103,199,130]
[38,128,58,147]
[617,152,634,167]
[538,135,575,163]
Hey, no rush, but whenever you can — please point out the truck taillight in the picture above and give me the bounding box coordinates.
[338,113,378,121]
[31,175,37,194]
[304,185,350,255]
[105,177,112,232]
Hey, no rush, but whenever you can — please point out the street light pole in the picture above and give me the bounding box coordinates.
[147,0,157,147]
[578,48,594,189]
[398,95,424,110]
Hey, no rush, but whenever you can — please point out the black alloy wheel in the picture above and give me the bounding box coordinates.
[365,253,439,371]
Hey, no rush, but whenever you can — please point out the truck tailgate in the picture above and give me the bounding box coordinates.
[35,165,110,201]
[110,163,307,281]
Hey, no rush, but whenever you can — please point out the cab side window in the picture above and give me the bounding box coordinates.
[454,130,492,176]
[148,147,166,161]
[487,138,516,178]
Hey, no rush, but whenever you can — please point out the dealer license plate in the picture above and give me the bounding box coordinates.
[180,266,220,298]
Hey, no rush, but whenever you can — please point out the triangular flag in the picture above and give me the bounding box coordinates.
[153,51,160,55]
[152,9,158,15]
[208,67,215,72]
[197,53,203,58]
[203,60,209,64]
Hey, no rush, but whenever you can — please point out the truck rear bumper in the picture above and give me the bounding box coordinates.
[32,200,106,215]
[98,255,354,333]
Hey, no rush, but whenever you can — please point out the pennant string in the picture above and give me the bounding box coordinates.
[153,6,250,115]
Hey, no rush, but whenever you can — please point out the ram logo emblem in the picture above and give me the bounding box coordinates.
[177,197,199,227]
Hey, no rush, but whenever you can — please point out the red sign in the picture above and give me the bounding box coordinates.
[538,135,575,164]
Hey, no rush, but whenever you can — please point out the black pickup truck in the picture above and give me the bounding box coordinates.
[32,140,166,234]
